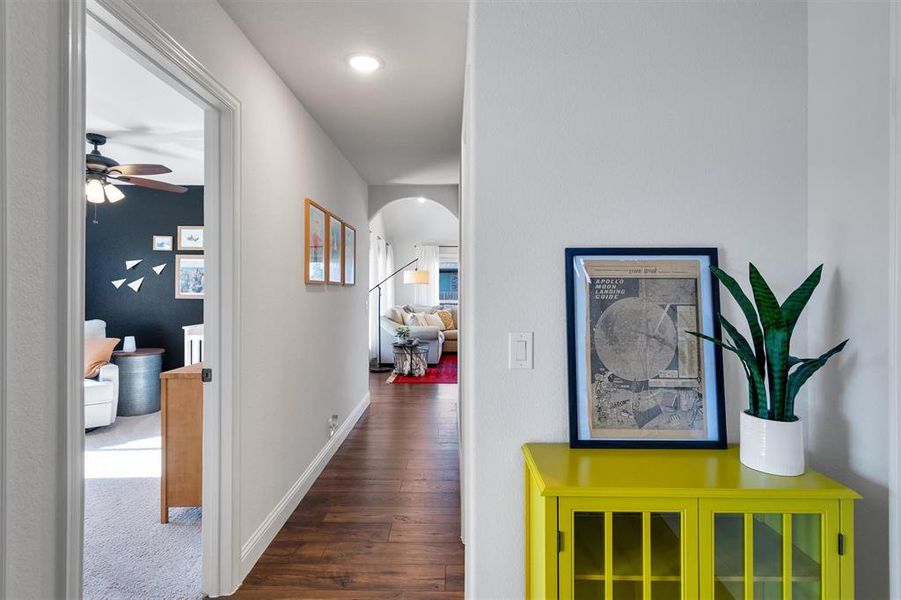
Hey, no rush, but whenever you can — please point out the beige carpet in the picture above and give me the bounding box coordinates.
[83,413,202,600]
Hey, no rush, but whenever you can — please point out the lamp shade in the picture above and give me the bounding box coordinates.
[403,269,429,284]
[85,178,105,204]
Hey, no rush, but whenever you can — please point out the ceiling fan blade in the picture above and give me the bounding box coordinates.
[111,175,188,193]
[108,164,172,176]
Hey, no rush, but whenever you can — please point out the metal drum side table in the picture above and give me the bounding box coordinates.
[112,348,165,415]
[393,341,429,376]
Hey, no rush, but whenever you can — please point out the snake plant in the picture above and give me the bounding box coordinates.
[688,264,848,422]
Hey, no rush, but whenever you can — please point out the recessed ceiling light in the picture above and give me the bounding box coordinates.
[417,197,426,204]
[347,54,382,73]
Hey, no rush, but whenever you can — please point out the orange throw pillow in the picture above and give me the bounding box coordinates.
[436,310,455,330]
[84,337,120,378]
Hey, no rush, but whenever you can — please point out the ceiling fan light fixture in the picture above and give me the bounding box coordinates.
[85,178,106,204]
[104,183,125,203]
[347,53,382,73]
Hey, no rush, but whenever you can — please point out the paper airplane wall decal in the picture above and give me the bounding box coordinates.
[111,279,126,289]
[127,277,144,292]
[125,259,142,270]
[152,264,166,275]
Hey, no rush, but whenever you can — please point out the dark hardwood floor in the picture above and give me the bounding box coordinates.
[231,369,463,599]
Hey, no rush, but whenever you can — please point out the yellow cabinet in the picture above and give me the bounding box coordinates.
[524,444,859,599]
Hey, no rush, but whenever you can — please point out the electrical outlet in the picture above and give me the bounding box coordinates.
[328,414,339,438]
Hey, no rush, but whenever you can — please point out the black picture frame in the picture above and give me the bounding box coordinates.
[565,247,727,449]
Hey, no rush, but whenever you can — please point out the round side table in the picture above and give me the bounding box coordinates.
[111,348,165,415]
[393,341,428,377]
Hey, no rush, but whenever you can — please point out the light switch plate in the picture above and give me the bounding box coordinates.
[509,332,534,369]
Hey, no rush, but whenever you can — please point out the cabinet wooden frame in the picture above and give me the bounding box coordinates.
[557,496,699,599]
[698,497,842,599]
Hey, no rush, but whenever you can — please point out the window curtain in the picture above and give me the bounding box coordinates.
[385,243,395,309]
[414,244,440,306]
[369,234,396,360]
[368,233,381,360]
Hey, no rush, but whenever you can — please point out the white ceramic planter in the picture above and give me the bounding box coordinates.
[739,411,805,476]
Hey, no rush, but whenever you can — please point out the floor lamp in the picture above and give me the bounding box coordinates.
[369,257,430,373]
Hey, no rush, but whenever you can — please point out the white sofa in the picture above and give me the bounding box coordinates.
[84,319,120,429]
[379,305,444,365]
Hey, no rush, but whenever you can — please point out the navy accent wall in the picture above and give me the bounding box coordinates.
[85,185,203,371]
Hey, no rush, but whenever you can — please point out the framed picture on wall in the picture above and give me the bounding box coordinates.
[175,254,205,299]
[305,198,327,284]
[326,212,344,285]
[177,226,204,251]
[565,247,726,449]
[152,235,173,251]
[343,223,355,286]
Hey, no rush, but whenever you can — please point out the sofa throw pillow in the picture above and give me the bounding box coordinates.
[384,307,405,325]
[423,313,445,330]
[436,310,455,331]
[84,337,120,378]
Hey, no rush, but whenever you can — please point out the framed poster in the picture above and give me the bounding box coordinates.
[305,198,327,284]
[565,247,726,449]
[175,254,204,299]
[326,212,344,285]
[177,226,204,251]
[343,223,356,286]
[152,235,173,251]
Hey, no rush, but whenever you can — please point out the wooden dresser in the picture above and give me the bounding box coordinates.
[160,362,203,523]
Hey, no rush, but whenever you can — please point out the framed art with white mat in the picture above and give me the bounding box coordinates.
[565,247,726,449]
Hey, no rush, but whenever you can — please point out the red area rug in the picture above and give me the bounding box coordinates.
[388,353,458,384]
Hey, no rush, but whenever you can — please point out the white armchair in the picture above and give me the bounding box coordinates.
[84,319,120,429]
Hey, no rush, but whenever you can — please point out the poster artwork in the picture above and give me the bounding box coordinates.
[584,259,706,440]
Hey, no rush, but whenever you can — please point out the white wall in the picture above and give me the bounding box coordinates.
[807,3,891,596]
[3,1,69,597]
[369,184,459,218]
[127,0,370,567]
[463,2,809,596]
[2,0,369,595]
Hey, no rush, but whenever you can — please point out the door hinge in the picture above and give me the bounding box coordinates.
[838,533,845,556]
[201,367,213,383]
[557,530,563,553]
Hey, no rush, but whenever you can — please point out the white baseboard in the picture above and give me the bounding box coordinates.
[238,392,371,578]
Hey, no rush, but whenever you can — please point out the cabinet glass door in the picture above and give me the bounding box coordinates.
[700,500,839,600]
[561,499,697,599]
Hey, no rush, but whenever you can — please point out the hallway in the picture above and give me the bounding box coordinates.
[233,373,463,598]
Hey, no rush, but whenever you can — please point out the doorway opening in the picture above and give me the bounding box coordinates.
[369,196,459,378]
[66,1,242,597]
[82,17,206,598]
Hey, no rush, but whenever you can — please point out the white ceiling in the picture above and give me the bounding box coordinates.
[218,0,467,185]
[377,197,458,244]
[86,25,205,185]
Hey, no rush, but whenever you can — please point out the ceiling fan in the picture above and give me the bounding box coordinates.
[84,132,187,204]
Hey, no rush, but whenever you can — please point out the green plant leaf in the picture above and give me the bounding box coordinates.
[786,339,849,419]
[710,266,766,375]
[749,264,789,420]
[687,329,767,418]
[717,315,768,416]
[781,265,823,337]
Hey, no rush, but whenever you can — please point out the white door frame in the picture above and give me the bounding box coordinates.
[63,0,243,596]
[890,3,901,596]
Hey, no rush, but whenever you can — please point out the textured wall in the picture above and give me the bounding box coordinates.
[131,0,370,571]
[807,2,891,596]
[85,186,204,372]
[462,2,808,596]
